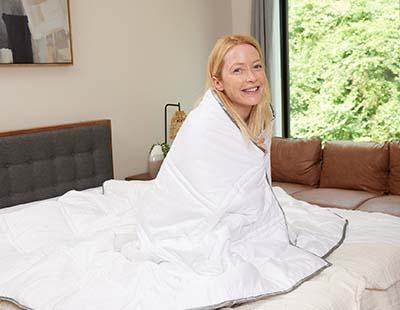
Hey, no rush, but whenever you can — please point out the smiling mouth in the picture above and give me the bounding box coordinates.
[242,86,260,93]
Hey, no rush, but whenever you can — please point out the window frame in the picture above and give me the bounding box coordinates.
[279,0,290,138]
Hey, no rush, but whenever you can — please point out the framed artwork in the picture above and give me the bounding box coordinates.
[0,0,73,65]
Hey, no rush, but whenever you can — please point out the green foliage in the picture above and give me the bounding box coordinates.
[160,142,170,156]
[289,0,400,142]
[150,142,170,157]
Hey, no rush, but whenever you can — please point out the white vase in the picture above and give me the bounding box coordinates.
[148,145,164,178]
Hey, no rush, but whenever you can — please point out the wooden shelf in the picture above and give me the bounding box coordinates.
[125,172,153,181]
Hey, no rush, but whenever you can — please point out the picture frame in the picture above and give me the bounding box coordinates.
[0,0,73,65]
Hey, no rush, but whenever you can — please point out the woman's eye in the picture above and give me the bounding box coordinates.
[254,64,263,69]
[233,68,242,74]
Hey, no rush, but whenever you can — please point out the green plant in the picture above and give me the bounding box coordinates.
[150,142,170,157]
[160,142,170,156]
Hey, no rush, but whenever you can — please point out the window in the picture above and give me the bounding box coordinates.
[284,0,399,141]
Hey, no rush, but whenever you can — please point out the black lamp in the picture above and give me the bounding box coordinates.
[164,102,181,144]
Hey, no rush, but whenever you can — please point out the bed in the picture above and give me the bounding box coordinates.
[0,120,399,310]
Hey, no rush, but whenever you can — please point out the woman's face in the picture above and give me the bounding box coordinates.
[213,44,266,120]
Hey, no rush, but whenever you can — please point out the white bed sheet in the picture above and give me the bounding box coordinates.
[361,280,400,310]
[231,279,400,310]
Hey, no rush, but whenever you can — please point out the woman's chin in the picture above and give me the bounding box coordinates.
[240,96,263,107]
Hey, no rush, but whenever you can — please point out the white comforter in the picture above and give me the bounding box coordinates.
[0,185,399,310]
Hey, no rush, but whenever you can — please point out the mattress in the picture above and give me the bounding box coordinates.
[230,279,400,310]
[361,280,400,310]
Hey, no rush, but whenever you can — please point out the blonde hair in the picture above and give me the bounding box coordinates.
[207,34,272,141]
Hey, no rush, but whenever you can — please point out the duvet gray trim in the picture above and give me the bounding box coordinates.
[0,296,32,310]
[189,263,330,310]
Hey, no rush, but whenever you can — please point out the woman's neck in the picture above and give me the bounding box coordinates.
[233,105,252,123]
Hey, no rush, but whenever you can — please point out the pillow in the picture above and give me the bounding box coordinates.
[389,141,400,195]
[271,137,322,186]
[320,141,389,194]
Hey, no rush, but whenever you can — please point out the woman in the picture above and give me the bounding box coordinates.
[207,34,274,183]
[207,35,272,148]
[131,35,346,309]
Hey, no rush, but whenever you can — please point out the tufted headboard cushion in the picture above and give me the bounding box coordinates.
[0,120,113,209]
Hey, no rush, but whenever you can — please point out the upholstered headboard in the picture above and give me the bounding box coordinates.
[0,120,114,209]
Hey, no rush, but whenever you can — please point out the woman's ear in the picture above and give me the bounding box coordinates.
[212,76,224,92]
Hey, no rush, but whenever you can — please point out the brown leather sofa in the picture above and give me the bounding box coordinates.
[271,137,400,217]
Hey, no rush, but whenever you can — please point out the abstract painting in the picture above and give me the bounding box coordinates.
[0,0,72,64]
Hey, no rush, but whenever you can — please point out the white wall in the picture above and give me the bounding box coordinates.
[231,0,252,35]
[0,0,232,179]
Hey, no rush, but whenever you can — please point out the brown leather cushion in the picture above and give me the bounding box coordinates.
[358,195,400,217]
[292,188,380,210]
[320,141,389,194]
[272,181,314,195]
[389,141,400,195]
[271,137,322,186]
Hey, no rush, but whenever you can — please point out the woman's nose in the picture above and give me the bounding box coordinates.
[246,68,257,81]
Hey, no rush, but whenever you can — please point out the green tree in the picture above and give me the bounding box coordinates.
[289,0,400,142]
